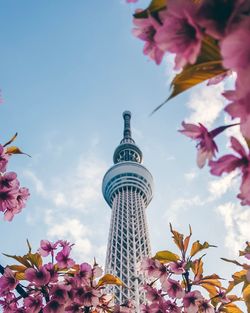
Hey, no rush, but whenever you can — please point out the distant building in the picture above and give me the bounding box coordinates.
[102,111,154,312]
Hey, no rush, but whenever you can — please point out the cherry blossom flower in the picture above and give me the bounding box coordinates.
[43,299,64,313]
[179,121,235,168]
[140,257,164,278]
[0,172,19,190]
[144,285,162,302]
[50,284,70,304]
[197,0,236,39]
[224,90,250,139]
[76,263,92,283]
[0,292,18,312]
[65,302,82,313]
[155,0,202,69]
[183,290,203,313]
[133,14,164,65]
[165,300,181,313]
[24,295,43,313]
[199,299,214,313]
[169,261,186,274]
[0,145,9,173]
[0,268,18,291]
[55,245,75,269]
[209,136,250,205]
[149,300,169,313]
[161,278,184,299]
[0,188,18,212]
[221,17,250,72]
[25,266,51,286]
[38,240,58,257]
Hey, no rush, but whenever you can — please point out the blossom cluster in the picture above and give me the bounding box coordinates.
[132,0,250,206]
[0,144,29,221]
[138,226,249,313]
[0,240,133,313]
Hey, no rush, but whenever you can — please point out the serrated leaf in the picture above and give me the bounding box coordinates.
[5,146,31,157]
[3,253,31,268]
[8,265,27,272]
[26,253,43,268]
[26,239,32,253]
[134,0,166,19]
[221,258,243,267]
[199,282,217,298]
[183,225,192,255]
[220,303,244,313]
[169,223,184,253]
[191,258,204,280]
[190,241,216,257]
[226,270,247,293]
[97,274,124,287]
[153,250,179,263]
[15,272,26,280]
[3,133,18,147]
[152,37,227,114]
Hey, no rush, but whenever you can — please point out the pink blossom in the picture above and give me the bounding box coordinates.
[0,188,18,212]
[197,0,236,39]
[140,304,151,313]
[149,301,169,313]
[224,90,250,139]
[74,286,100,307]
[209,136,250,204]
[161,278,184,299]
[140,257,164,278]
[43,300,64,313]
[38,240,58,257]
[25,266,50,286]
[24,295,43,313]
[165,300,181,313]
[183,290,203,313]
[56,246,75,269]
[0,145,9,173]
[50,284,70,304]
[169,261,186,274]
[155,0,202,69]
[76,263,92,283]
[44,263,58,282]
[65,303,82,313]
[16,187,30,210]
[0,172,19,190]
[4,205,22,222]
[199,299,214,313]
[133,14,164,65]
[143,285,162,302]
[0,268,18,291]
[0,292,17,312]
[221,17,250,75]
[179,121,234,168]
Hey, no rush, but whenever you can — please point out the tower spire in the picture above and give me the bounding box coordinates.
[123,111,132,140]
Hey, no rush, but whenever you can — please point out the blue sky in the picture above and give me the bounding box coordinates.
[0,0,249,284]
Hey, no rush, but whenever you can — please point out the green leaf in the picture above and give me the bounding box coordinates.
[3,253,31,268]
[5,146,31,157]
[134,0,166,19]
[152,37,227,114]
[97,274,124,287]
[153,250,179,263]
[3,133,18,147]
[190,240,216,257]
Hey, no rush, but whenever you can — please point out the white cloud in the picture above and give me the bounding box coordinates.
[166,195,206,225]
[216,202,250,255]
[208,171,239,199]
[23,169,46,196]
[186,84,225,128]
[164,54,178,86]
[184,170,198,181]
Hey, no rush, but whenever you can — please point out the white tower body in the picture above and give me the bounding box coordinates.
[102,111,154,311]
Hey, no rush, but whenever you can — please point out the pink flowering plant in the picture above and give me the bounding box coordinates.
[0,239,133,313]
[140,225,250,313]
[0,133,30,221]
[132,0,250,206]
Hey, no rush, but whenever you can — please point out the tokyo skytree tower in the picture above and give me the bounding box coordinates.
[102,111,154,311]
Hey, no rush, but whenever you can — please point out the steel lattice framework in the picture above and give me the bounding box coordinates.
[102,111,154,312]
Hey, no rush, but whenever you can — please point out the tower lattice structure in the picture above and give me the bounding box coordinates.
[102,111,154,312]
